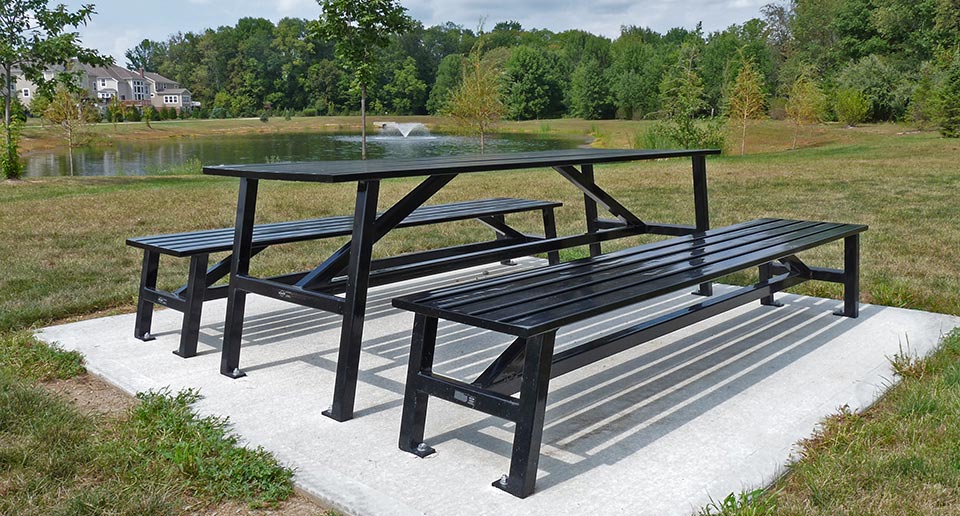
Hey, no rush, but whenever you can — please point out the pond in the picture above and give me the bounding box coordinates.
[22,128,584,177]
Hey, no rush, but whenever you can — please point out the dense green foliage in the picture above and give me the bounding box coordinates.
[116,1,958,135]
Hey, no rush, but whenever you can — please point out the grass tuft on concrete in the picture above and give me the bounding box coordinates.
[701,329,960,515]
[0,332,296,514]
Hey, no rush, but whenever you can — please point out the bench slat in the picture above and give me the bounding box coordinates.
[127,198,561,257]
[416,218,798,308]
[393,219,867,337]
[458,220,826,316]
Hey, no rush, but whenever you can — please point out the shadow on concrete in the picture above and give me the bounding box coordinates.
[168,265,885,496]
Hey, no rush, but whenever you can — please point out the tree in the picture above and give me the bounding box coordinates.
[124,39,167,71]
[382,56,426,114]
[937,55,960,137]
[313,0,414,159]
[501,45,566,120]
[43,85,96,175]
[107,95,127,128]
[658,43,711,148]
[445,37,504,152]
[0,0,108,179]
[570,58,614,119]
[725,54,767,155]
[785,70,827,148]
[426,53,462,114]
[907,62,939,130]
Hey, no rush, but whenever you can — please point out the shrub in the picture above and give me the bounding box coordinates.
[837,55,909,121]
[259,111,269,123]
[834,88,870,126]
[143,105,160,121]
[301,107,318,117]
[768,97,787,120]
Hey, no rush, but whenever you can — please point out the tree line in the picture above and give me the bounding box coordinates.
[118,1,959,130]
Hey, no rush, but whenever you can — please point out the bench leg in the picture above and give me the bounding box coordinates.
[759,261,784,307]
[494,331,556,498]
[542,207,560,265]
[492,214,515,266]
[134,251,160,341]
[174,254,208,358]
[836,234,860,318]
[582,164,602,258]
[399,314,439,457]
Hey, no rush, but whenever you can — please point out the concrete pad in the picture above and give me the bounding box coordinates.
[38,258,960,516]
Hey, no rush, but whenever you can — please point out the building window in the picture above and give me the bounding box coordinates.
[100,79,106,86]
[120,95,126,100]
[163,95,179,104]
[22,89,29,97]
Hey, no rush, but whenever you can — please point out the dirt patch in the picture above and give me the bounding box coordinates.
[42,373,137,417]
[187,496,328,516]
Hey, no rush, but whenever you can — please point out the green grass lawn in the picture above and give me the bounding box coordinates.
[2,117,959,514]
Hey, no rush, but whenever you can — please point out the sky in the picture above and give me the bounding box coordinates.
[69,0,775,67]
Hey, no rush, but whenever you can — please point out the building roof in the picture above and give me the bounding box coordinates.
[144,71,176,84]
[73,63,176,85]
[161,88,191,95]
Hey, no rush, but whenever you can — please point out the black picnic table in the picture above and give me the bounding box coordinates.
[203,148,720,422]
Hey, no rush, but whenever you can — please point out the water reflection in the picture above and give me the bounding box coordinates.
[23,132,582,177]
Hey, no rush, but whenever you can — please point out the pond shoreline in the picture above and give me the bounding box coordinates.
[20,118,589,177]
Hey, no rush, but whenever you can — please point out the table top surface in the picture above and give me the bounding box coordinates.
[202,148,721,183]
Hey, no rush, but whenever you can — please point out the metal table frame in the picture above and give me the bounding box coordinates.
[203,148,720,422]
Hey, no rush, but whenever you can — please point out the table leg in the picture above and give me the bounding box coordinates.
[324,179,381,422]
[220,178,258,378]
[582,164,602,257]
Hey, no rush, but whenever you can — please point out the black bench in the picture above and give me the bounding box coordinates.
[128,197,561,358]
[393,217,867,498]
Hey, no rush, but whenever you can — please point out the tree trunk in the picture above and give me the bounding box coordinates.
[792,121,799,150]
[740,116,747,156]
[4,67,12,174]
[361,83,367,160]
[68,142,74,176]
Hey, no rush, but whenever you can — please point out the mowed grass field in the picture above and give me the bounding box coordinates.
[3,118,958,332]
[3,117,960,514]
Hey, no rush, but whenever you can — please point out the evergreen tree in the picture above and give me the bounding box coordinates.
[657,43,711,148]
[938,55,960,138]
